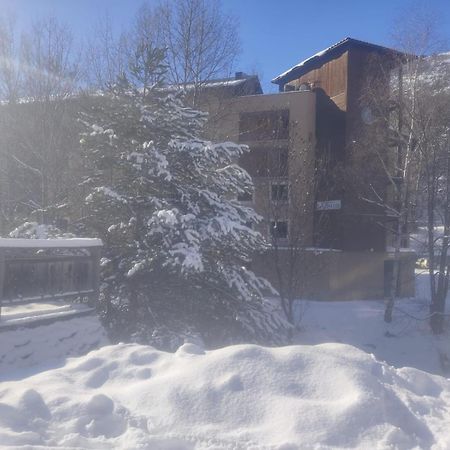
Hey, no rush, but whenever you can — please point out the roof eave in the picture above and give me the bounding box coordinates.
[271,38,410,85]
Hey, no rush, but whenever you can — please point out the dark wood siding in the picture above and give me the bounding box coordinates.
[286,51,348,111]
[284,45,401,251]
[341,48,399,251]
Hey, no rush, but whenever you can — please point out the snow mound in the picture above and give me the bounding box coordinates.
[0,342,449,449]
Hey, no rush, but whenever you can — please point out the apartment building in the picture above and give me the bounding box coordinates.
[206,38,416,300]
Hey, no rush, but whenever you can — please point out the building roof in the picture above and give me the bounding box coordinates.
[163,73,263,96]
[272,37,407,85]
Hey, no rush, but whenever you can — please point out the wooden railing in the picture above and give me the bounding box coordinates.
[0,239,102,318]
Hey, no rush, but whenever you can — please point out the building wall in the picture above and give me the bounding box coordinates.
[279,47,403,252]
[342,48,400,251]
[253,248,415,300]
[221,91,317,245]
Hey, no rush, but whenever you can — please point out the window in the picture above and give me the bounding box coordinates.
[268,147,288,176]
[238,147,288,178]
[239,110,289,142]
[271,182,289,202]
[270,221,288,239]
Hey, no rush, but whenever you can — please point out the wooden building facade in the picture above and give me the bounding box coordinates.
[217,38,416,300]
[272,37,407,254]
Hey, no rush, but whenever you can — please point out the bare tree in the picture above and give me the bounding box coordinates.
[237,108,317,326]
[20,17,80,100]
[0,13,22,234]
[84,14,129,89]
[359,52,427,323]
[0,14,22,103]
[358,9,450,327]
[385,12,449,327]
[267,138,317,325]
[0,17,82,231]
[134,0,240,104]
[414,56,450,333]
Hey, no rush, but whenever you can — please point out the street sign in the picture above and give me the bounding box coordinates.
[316,199,341,211]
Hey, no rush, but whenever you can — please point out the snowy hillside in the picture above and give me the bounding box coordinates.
[421,52,450,91]
[0,341,449,449]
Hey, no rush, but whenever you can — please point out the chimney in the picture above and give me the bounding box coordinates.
[235,71,245,79]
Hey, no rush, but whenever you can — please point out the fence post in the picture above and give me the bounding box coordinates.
[91,247,101,307]
[0,249,4,320]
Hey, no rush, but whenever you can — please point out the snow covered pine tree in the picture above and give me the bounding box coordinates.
[79,48,288,349]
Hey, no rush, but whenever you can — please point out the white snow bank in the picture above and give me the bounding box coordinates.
[0,342,449,449]
[0,238,102,248]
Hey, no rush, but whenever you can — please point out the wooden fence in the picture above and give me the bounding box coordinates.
[0,239,102,318]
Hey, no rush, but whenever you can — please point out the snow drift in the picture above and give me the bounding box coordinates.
[0,342,449,449]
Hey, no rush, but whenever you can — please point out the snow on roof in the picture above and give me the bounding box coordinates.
[0,238,103,248]
[193,78,250,88]
[272,37,405,84]
[272,43,339,84]
[161,75,260,92]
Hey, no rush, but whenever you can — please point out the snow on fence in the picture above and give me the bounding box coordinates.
[0,239,102,321]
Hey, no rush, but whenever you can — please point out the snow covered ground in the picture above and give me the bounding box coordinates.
[0,301,94,328]
[0,314,108,377]
[0,271,449,448]
[0,341,449,449]
[295,270,450,377]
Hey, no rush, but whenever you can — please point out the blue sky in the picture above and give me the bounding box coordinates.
[1,0,449,92]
